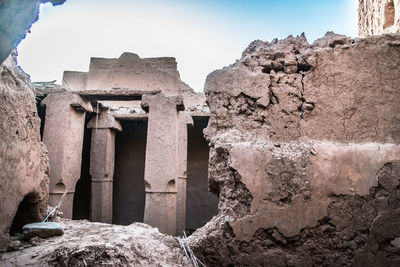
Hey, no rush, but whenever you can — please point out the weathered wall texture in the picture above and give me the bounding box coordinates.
[359,0,400,36]
[0,53,49,247]
[0,0,65,64]
[63,53,186,94]
[189,33,400,266]
[62,52,206,113]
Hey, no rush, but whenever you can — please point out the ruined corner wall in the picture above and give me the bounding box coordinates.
[189,33,400,266]
[0,0,65,65]
[0,53,49,247]
[359,0,400,37]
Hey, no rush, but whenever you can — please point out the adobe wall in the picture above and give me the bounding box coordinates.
[63,53,192,94]
[0,53,49,247]
[0,0,66,248]
[62,52,207,112]
[359,0,400,36]
[189,33,400,266]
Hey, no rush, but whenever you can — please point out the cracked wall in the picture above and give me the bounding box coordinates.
[0,0,66,249]
[0,53,49,248]
[189,33,400,266]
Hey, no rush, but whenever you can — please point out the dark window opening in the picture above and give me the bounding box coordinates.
[186,116,218,234]
[113,120,147,225]
[9,193,41,236]
[384,0,395,29]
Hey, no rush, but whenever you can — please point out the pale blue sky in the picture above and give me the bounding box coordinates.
[17,0,359,92]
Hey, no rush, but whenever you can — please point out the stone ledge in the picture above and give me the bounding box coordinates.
[77,88,161,101]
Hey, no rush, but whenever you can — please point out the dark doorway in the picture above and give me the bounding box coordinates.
[186,116,218,232]
[10,193,41,236]
[113,120,147,225]
[72,114,93,220]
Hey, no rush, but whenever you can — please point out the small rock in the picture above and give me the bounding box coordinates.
[10,233,22,241]
[284,64,298,74]
[272,229,287,244]
[7,240,21,251]
[257,96,270,107]
[22,222,64,240]
[302,102,315,111]
[263,238,274,246]
[310,148,317,155]
[29,236,41,245]
[391,237,400,248]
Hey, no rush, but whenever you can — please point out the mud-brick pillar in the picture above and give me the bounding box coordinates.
[87,112,122,223]
[141,94,184,235]
[41,92,93,219]
[176,114,193,235]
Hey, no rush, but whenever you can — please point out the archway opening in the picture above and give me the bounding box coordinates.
[9,193,41,236]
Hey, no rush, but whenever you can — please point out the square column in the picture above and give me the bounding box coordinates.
[141,94,184,235]
[87,112,122,223]
[41,92,93,219]
[176,114,193,235]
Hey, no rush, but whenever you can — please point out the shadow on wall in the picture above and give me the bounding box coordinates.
[186,117,218,232]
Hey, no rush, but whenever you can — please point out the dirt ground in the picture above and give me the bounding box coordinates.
[0,219,190,266]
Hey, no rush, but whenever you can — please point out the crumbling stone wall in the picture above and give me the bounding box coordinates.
[0,0,65,64]
[359,0,400,36]
[0,0,65,248]
[189,33,400,266]
[0,52,49,247]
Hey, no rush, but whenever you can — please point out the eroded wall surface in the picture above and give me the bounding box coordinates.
[0,53,49,247]
[62,52,206,111]
[359,0,400,36]
[113,121,147,225]
[189,33,400,266]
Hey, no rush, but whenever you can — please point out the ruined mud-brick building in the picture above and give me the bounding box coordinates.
[35,52,218,235]
[359,0,400,36]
